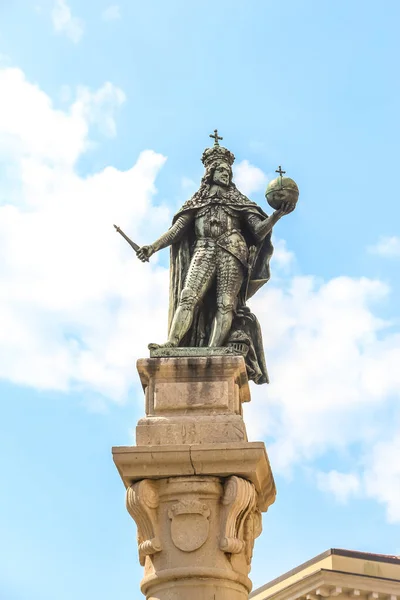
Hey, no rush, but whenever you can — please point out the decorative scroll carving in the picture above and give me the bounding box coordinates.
[126,479,161,566]
[220,475,262,564]
[243,504,262,564]
[168,500,211,552]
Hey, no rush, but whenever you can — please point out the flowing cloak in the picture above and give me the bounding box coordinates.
[168,185,273,385]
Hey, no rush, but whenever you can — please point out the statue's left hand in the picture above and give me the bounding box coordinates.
[279,201,296,216]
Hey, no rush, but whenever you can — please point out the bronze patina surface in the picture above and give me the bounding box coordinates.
[115,131,299,384]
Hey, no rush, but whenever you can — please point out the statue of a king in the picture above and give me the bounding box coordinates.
[133,132,298,384]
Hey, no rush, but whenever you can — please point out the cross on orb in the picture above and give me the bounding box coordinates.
[275,165,286,178]
[209,129,223,146]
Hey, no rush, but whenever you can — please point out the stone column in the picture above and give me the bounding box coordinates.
[113,355,276,600]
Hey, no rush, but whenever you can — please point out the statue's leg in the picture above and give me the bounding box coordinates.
[165,244,216,347]
[208,251,244,347]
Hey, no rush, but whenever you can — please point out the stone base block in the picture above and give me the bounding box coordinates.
[136,414,248,445]
[138,355,250,417]
[136,354,251,445]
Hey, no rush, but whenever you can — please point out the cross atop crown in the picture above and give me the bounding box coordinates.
[201,129,235,167]
[209,129,223,147]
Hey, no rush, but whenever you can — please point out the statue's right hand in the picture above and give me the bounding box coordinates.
[136,245,154,262]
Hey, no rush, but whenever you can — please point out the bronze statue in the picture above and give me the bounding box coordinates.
[115,131,299,384]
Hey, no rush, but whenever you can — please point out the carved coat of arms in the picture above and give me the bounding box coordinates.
[168,500,211,552]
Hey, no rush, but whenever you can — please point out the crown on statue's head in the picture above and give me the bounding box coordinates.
[201,145,235,168]
[202,129,235,168]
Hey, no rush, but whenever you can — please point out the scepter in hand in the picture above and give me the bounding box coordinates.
[113,224,149,262]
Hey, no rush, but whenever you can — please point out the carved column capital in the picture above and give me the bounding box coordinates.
[220,475,262,568]
[126,479,161,566]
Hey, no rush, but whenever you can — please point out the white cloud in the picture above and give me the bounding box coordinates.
[0,69,125,166]
[233,159,268,196]
[2,66,400,525]
[271,238,294,270]
[51,0,84,43]
[368,235,400,258]
[247,275,394,456]
[364,434,400,523]
[101,5,121,21]
[244,271,400,522]
[317,443,400,520]
[0,67,170,400]
[74,82,126,137]
[316,470,361,503]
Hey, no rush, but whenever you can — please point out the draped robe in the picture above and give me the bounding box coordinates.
[168,184,274,385]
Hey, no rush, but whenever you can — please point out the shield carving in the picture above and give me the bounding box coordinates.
[168,500,210,552]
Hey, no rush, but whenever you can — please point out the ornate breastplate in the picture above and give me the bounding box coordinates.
[195,204,240,239]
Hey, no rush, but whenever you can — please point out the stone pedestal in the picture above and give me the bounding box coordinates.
[112,355,276,600]
[136,356,250,446]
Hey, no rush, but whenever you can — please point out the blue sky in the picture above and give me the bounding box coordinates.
[1,1,400,599]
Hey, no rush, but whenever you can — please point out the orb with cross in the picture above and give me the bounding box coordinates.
[265,166,299,211]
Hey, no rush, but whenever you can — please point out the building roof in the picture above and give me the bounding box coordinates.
[250,548,400,600]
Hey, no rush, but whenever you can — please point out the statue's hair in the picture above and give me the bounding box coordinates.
[190,161,237,205]
[175,160,259,216]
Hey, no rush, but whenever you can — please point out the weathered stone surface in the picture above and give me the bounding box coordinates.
[136,355,250,445]
[154,379,230,411]
[112,442,276,512]
[112,354,277,599]
[138,355,250,412]
[136,415,247,446]
[113,445,195,482]
[124,475,261,600]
